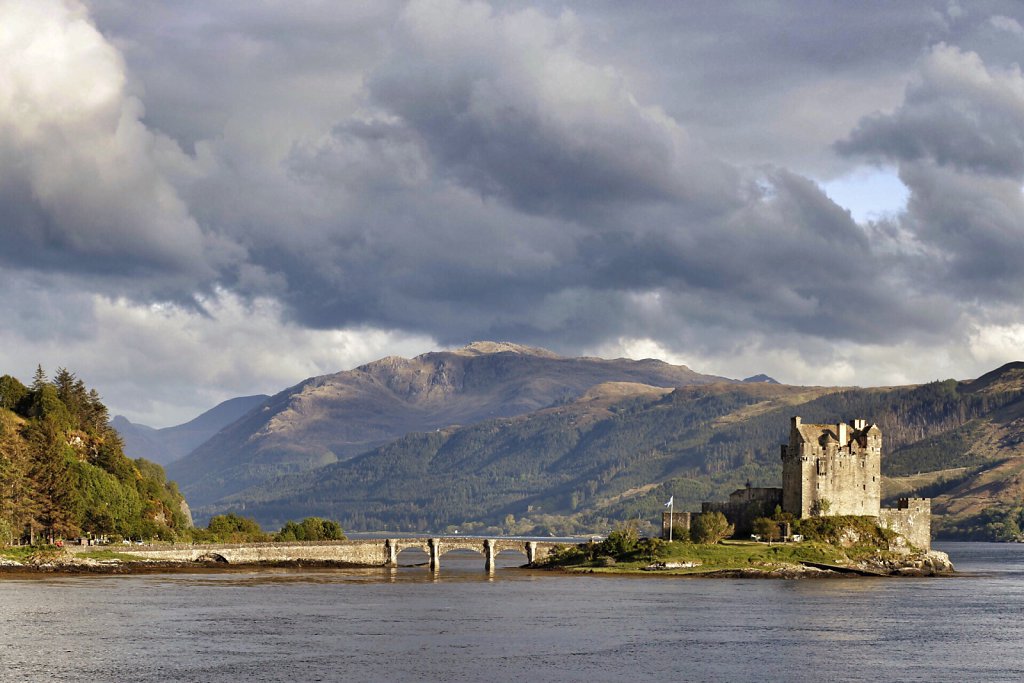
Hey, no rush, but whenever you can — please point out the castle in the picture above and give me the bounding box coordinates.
[663,416,932,550]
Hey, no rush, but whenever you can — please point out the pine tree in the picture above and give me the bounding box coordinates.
[26,417,79,541]
[31,365,47,393]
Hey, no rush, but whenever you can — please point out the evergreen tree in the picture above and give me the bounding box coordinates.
[26,417,79,541]
[31,365,47,393]
[0,375,28,412]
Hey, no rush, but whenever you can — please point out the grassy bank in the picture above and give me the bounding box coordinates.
[0,545,139,565]
[539,537,926,576]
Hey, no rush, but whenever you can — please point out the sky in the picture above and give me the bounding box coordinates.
[3,0,1024,427]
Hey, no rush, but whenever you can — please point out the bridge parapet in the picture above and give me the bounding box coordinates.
[84,538,563,570]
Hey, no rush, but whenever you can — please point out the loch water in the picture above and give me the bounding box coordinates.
[0,542,1021,682]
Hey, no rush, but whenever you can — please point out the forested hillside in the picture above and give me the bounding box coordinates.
[0,368,191,544]
[206,365,1024,538]
[169,342,732,507]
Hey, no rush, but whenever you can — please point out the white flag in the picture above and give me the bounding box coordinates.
[664,496,673,507]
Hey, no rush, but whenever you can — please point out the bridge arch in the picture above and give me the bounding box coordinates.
[197,552,229,563]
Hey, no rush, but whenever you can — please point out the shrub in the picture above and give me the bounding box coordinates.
[752,517,781,542]
[600,522,640,556]
[275,517,346,542]
[794,515,895,548]
[691,511,734,544]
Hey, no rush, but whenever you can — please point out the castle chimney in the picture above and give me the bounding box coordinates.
[837,422,848,445]
[792,416,802,429]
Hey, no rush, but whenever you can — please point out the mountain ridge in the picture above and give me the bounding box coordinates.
[112,394,269,466]
[167,342,734,506]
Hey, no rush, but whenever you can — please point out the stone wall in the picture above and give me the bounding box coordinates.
[879,498,931,551]
[701,487,782,536]
[661,511,691,540]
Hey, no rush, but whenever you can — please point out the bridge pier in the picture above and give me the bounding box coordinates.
[428,538,441,571]
[385,539,398,567]
[525,541,537,565]
[484,539,496,571]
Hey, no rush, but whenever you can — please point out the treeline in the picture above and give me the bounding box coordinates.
[0,367,190,544]
[189,513,345,543]
[936,505,1024,542]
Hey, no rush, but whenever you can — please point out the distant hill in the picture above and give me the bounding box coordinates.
[198,362,1024,540]
[742,374,779,384]
[112,394,269,466]
[167,342,734,507]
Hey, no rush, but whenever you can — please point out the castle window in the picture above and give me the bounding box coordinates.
[817,459,827,476]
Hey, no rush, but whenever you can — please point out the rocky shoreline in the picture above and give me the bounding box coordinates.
[558,549,955,578]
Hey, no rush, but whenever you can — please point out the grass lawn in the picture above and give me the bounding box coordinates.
[549,539,878,575]
[0,545,138,563]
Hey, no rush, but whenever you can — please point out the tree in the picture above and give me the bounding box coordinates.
[26,418,80,541]
[275,517,345,542]
[0,375,28,412]
[691,511,734,544]
[811,498,833,517]
[753,517,781,544]
[31,365,47,393]
[601,521,640,556]
[206,513,267,542]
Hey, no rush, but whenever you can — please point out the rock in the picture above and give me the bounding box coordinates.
[643,561,702,570]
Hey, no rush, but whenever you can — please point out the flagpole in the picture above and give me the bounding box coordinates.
[668,498,673,543]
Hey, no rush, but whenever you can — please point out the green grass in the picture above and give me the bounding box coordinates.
[72,549,139,561]
[0,545,137,563]
[543,539,866,575]
[0,546,54,562]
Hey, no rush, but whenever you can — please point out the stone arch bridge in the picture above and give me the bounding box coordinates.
[78,538,565,571]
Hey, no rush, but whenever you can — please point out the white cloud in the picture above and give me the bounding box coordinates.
[4,0,1024,427]
[0,278,435,426]
[0,0,238,278]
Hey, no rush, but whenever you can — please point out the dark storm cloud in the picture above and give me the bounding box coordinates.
[7,0,1024,400]
[837,44,1024,177]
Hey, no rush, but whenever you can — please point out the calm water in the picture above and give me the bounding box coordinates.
[1,543,1021,682]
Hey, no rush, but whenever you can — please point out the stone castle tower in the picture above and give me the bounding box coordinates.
[672,415,932,549]
[781,416,882,518]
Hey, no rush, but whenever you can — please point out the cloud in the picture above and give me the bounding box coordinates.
[367,0,736,216]
[270,0,948,354]
[837,44,1024,178]
[839,43,1024,303]
[0,276,435,427]
[4,0,1024,424]
[0,0,244,288]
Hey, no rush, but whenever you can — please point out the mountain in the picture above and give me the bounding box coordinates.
[201,362,1024,540]
[742,374,779,384]
[111,394,269,466]
[167,342,734,507]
